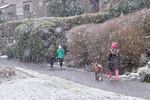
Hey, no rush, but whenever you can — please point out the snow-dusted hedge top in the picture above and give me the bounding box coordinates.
[0,11,109,32]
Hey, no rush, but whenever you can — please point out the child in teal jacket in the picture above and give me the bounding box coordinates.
[57,45,65,68]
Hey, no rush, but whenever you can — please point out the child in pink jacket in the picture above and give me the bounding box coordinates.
[108,42,121,81]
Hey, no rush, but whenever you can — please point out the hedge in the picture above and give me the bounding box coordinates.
[13,20,67,62]
[2,9,150,65]
[67,9,150,70]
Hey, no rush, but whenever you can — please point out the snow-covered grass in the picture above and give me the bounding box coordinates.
[0,78,145,100]
[138,62,150,82]
[0,63,34,83]
[0,67,145,100]
[138,65,150,75]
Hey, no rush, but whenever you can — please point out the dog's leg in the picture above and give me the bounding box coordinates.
[95,72,99,81]
[100,71,103,81]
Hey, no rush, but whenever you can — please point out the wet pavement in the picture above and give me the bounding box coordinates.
[0,58,149,100]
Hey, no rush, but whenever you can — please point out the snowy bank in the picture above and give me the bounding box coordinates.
[0,78,145,100]
[0,67,145,100]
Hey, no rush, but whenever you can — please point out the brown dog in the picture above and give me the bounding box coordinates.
[92,63,103,81]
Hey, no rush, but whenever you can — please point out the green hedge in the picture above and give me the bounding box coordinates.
[13,20,67,62]
[1,11,112,58]
[47,0,84,17]
[108,0,150,18]
[0,11,111,54]
[15,21,34,61]
[6,43,17,58]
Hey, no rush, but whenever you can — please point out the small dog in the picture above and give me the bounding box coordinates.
[92,63,103,81]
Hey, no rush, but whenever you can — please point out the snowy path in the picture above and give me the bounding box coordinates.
[0,67,145,100]
[0,58,150,100]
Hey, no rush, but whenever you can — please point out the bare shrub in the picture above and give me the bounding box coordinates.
[112,26,148,70]
[67,24,110,67]
[67,10,149,69]
[0,67,15,78]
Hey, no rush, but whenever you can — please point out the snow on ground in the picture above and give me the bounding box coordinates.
[0,55,8,59]
[0,67,145,100]
[0,66,33,83]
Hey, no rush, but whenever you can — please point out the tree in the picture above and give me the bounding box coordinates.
[47,0,84,17]
[89,0,99,13]
[107,0,150,18]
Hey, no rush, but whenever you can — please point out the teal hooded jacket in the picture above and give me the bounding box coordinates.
[57,48,65,59]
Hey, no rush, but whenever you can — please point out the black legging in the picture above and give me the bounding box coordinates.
[59,58,63,67]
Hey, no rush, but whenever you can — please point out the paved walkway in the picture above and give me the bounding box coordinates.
[0,58,149,100]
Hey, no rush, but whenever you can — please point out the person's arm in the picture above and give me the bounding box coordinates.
[108,54,111,62]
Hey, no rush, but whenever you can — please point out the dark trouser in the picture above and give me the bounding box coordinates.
[108,63,119,80]
[50,61,54,68]
[50,57,54,68]
[58,58,63,67]
[108,62,119,75]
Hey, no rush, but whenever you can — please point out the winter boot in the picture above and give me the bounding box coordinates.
[108,71,112,80]
[115,69,119,81]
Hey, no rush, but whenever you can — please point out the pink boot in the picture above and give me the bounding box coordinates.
[108,71,112,80]
[115,69,119,81]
